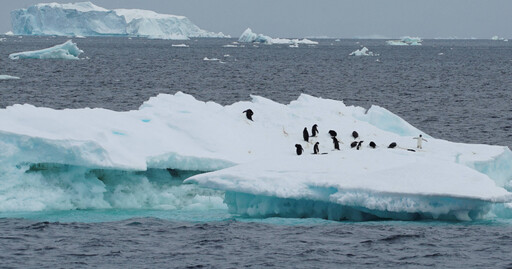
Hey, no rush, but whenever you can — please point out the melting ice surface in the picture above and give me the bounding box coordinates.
[0,92,511,221]
[238,28,318,45]
[9,40,83,60]
[10,2,227,40]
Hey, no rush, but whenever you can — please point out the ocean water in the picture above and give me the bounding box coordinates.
[1,36,512,267]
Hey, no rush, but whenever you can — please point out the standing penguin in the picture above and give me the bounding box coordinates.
[243,109,254,121]
[295,144,304,155]
[303,127,309,142]
[369,141,376,149]
[413,134,428,149]
[332,137,340,150]
[328,130,337,138]
[311,124,319,137]
[313,142,320,154]
[356,141,364,150]
[352,131,359,140]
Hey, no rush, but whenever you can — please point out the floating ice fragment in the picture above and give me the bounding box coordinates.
[238,28,318,45]
[0,75,20,80]
[349,47,378,56]
[9,40,83,60]
[386,36,422,46]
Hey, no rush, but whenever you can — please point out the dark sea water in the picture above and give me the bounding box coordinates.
[1,36,512,268]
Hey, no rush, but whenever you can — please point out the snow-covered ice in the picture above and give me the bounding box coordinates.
[238,28,318,45]
[349,47,378,56]
[172,44,189,48]
[0,92,511,220]
[10,2,227,40]
[386,36,422,46]
[0,75,20,80]
[9,40,83,60]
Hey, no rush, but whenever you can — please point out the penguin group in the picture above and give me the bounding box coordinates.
[296,124,401,156]
[240,109,415,156]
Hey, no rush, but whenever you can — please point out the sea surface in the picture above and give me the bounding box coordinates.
[1,36,512,268]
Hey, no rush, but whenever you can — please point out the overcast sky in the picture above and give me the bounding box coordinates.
[1,0,511,39]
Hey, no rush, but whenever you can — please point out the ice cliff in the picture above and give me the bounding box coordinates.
[10,2,227,40]
[0,92,511,220]
[238,28,318,45]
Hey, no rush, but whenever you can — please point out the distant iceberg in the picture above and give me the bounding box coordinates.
[349,47,377,56]
[491,36,508,42]
[386,36,422,46]
[10,2,227,40]
[0,92,511,220]
[0,75,20,80]
[9,40,83,60]
[238,28,318,45]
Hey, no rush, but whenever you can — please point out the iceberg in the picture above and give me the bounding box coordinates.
[10,2,227,40]
[0,92,511,220]
[491,36,508,42]
[349,47,377,56]
[9,40,83,60]
[386,36,422,46]
[0,75,20,80]
[238,28,318,45]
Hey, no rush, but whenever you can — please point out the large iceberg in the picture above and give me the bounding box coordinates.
[238,28,318,45]
[10,2,227,39]
[9,40,83,60]
[0,92,511,220]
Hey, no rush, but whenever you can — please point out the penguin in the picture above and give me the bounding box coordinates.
[303,127,309,142]
[328,130,337,138]
[356,141,364,150]
[312,124,319,137]
[388,142,397,149]
[332,137,340,150]
[313,142,320,154]
[243,109,254,121]
[350,141,358,148]
[352,131,359,140]
[369,141,376,149]
[295,144,304,155]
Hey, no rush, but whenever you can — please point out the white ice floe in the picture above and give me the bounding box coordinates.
[238,28,318,45]
[349,47,378,56]
[8,40,83,60]
[0,75,20,80]
[386,36,422,46]
[10,2,227,40]
[0,92,511,220]
[172,44,189,48]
